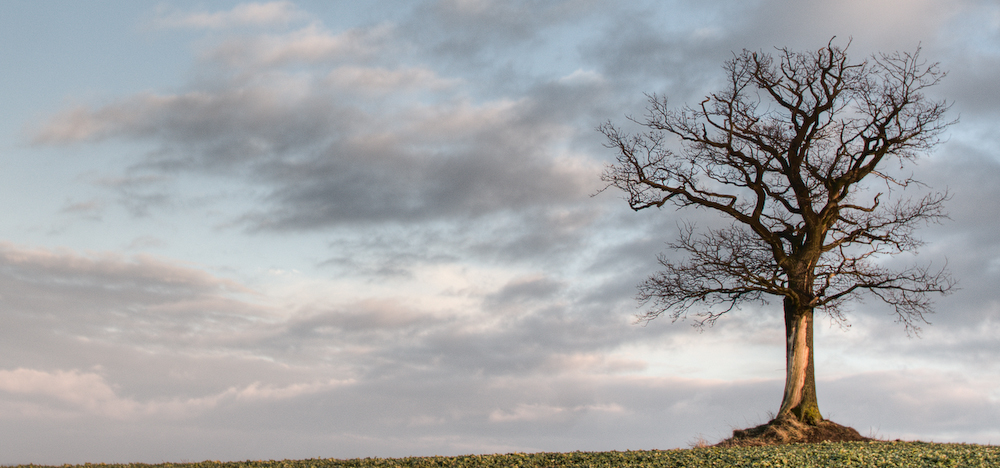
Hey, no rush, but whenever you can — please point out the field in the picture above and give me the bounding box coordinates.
[11,441,1000,468]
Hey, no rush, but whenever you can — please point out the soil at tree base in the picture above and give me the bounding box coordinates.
[715,415,869,447]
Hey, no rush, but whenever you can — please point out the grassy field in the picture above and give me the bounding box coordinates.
[11,441,1000,468]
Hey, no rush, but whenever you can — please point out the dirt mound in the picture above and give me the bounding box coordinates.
[715,415,870,447]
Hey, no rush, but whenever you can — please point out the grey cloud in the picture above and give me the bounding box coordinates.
[485,274,565,310]
[716,0,1000,131]
[823,370,1000,440]
[0,373,777,464]
[377,300,660,378]
[33,55,603,237]
[404,0,600,62]
[935,55,1000,119]
[0,240,996,464]
[0,241,663,401]
[7,241,647,382]
[7,368,997,465]
[247,127,597,229]
[309,206,613,286]
[928,3,1000,117]
[319,225,462,277]
[29,3,633,276]
[309,203,610,277]
[284,300,447,336]
[0,243,359,406]
[35,87,355,167]
[578,0,969,114]
[580,11,730,103]
[740,0,949,49]
[910,151,1000,326]
[0,242,241,293]
[223,264,670,380]
[0,242,272,359]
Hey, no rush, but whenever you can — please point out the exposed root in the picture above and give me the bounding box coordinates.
[715,414,870,447]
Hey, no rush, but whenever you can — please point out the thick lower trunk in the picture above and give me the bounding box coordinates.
[777,297,822,425]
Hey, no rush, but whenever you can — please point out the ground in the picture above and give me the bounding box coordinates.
[715,415,870,447]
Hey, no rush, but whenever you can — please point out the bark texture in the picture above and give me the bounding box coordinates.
[778,298,821,424]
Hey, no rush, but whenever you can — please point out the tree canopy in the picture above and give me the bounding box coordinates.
[600,39,955,427]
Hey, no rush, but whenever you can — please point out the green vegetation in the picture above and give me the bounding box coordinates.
[13,442,1000,468]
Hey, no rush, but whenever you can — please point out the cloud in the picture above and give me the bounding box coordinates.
[405,0,599,60]
[32,85,347,152]
[488,402,625,423]
[823,370,1000,441]
[0,239,649,385]
[325,66,461,94]
[0,242,244,293]
[0,226,995,463]
[728,0,955,51]
[155,1,308,29]
[0,368,130,417]
[30,23,607,237]
[485,274,565,308]
[908,152,1000,328]
[205,23,394,69]
[0,241,277,363]
[228,378,355,402]
[3,369,997,464]
[0,367,354,422]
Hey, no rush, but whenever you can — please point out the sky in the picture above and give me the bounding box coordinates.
[0,0,998,464]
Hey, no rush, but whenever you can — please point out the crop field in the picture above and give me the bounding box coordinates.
[11,441,1000,468]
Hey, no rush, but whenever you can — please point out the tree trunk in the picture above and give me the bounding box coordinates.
[777,297,823,425]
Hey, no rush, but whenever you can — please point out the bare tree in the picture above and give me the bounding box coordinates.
[600,40,955,426]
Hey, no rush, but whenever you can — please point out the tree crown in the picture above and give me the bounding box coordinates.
[601,40,955,331]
